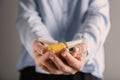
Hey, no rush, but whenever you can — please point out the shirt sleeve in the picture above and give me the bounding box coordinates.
[16,0,56,58]
[73,0,111,60]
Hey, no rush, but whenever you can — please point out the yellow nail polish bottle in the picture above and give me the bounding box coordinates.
[46,42,67,56]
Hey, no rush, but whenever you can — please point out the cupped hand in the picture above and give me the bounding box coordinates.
[33,40,87,75]
[33,40,63,74]
[49,43,87,74]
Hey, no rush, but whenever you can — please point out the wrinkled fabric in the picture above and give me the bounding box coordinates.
[16,0,110,78]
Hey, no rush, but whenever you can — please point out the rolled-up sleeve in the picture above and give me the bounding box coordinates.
[73,0,110,59]
[16,0,55,58]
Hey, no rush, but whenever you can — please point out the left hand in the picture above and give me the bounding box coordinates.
[48,43,87,74]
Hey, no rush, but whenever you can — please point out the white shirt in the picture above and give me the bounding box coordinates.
[16,0,110,78]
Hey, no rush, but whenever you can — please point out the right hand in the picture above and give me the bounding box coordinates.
[33,40,47,56]
[33,40,48,71]
[33,40,63,74]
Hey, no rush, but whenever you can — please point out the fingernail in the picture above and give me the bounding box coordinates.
[71,52,76,57]
[76,46,81,52]
[65,48,69,52]
[49,51,54,59]
[77,47,80,51]
[62,52,66,57]
[49,55,54,60]
[49,50,54,55]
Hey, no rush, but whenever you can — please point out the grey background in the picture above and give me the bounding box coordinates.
[0,0,120,80]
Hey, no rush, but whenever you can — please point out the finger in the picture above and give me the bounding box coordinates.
[35,51,50,67]
[70,46,86,70]
[41,65,50,72]
[70,49,83,60]
[74,46,87,60]
[76,43,87,53]
[61,49,82,70]
[73,45,82,53]
[37,42,46,55]
[68,47,81,57]
[39,41,48,47]
[71,51,77,57]
[34,47,45,57]
[72,46,82,57]
[33,41,47,55]
[72,44,87,58]
[34,50,41,57]
[44,60,63,74]
[49,52,77,74]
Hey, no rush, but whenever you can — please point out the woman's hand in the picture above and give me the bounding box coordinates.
[33,40,87,75]
[33,40,63,74]
[49,43,87,74]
